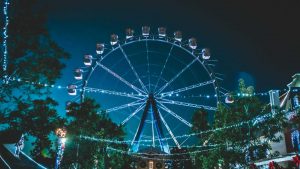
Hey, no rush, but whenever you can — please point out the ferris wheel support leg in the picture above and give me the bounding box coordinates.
[130,94,170,153]
[130,99,151,152]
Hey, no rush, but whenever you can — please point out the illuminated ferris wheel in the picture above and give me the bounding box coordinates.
[67,26,220,154]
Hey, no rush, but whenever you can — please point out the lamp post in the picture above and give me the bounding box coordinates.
[55,127,67,169]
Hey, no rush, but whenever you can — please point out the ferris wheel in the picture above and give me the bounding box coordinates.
[67,26,220,154]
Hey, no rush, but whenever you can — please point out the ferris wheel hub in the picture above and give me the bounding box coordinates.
[148,93,154,99]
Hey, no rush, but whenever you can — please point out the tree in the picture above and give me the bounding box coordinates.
[8,98,65,158]
[191,108,210,133]
[0,0,68,165]
[192,79,287,168]
[61,98,129,169]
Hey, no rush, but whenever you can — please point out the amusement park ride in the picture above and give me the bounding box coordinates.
[67,26,222,164]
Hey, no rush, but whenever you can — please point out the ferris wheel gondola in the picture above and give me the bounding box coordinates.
[158,27,166,37]
[202,48,211,60]
[96,43,105,54]
[174,31,182,42]
[110,34,118,46]
[74,69,83,80]
[67,85,77,96]
[126,28,134,39]
[142,26,150,37]
[83,55,93,66]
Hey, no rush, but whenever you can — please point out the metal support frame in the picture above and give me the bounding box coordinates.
[131,94,170,153]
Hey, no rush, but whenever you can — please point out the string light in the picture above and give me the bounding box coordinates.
[106,146,221,161]
[80,135,227,148]
[162,91,280,99]
[2,0,9,76]
[5,77,68,89]
[103,140,273,164]
[3,75,293,100]
[80,104,288,145]
[105,139,269,160]
[3,74,293,103]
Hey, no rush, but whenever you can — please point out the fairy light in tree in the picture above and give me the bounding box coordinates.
[55,127,67,169]
[2,0,10,77]
[79,101,291,146]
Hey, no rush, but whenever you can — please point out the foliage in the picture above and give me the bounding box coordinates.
[192,79,287,168]
[1,0,68,100]
[7,97,65,159]
[61,98,129,169]
[191,108,210,132]
[0,0,68,164]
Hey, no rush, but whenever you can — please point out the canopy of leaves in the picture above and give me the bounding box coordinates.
[8,98,65,159]
[61,98,129,169]
[0,0,68,166]
[192,79,287,168]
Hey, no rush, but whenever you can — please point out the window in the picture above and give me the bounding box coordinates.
[149,161,153,169]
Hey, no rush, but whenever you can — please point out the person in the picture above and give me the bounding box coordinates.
[14,134,24,158]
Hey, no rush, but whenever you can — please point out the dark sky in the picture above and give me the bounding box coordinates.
[46,0,300,91]
[44,0,300,146]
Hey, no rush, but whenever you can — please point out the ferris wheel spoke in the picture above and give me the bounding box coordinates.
[84,87,146,100]
[145,41,151,92]
[158,79,215,97]
[155,56,199,95]
[157,109,181,149]
[157,98,217,111]
[153,44,174,92]
[96,61,146,95]
[119,45,149,93]
[121,103,145,126]
[157,102,192,127]
[106,99,146,113]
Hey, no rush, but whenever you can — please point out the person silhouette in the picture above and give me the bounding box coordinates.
[15,134,24,158]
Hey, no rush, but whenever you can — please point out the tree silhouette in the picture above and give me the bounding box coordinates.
[192,79,287,168]
[61,98,129,169]
[8,98,65,159]
[0,0,68,165]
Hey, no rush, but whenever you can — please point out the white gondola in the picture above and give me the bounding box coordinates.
[110,34,118,45]
[96,43,104,54]
[225,93,234,104]
[65,101,72,113]
[158,27,166,37]
[188,38,197,49]
[174,31,182,42]
[142,26,150,37]
[83,55,92,66]
[74,68,83,80]
[126,28,134,39]
[67,85,77,96]
[202,48,211,60]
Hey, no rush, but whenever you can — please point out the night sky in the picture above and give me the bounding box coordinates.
[43,0,300,146]
[46,0,300,89]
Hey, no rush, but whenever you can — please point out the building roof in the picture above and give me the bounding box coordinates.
[287,73,300,88]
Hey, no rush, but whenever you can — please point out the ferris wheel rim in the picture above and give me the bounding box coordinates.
[69,31,221,150]
[80,35,219,103]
